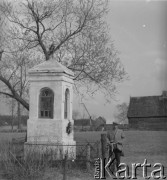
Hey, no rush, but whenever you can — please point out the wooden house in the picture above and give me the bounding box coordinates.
[74,119,91,131]
[127,91,167,130]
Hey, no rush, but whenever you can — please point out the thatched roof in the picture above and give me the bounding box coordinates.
[128,94,167,118]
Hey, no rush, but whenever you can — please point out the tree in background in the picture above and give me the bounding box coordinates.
[5,97,16,131]
[0,3,31,111]
[0,49,31,128]
[114,102,128,124]
[0,0,127,111]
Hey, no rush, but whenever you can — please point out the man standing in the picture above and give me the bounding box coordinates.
[107,122,125,171]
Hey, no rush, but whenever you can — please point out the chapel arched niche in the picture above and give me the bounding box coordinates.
[39,87,54,119]
[64,88,70,119]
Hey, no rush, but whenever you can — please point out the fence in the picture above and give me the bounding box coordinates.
[11,139,102,167]
[1,136,105,180]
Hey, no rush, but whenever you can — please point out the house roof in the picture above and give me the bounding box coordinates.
[127,94,167,118]
[91,116,106,130]
[74,119,91,126]
[29,58,74,76]
[95,116,106,123]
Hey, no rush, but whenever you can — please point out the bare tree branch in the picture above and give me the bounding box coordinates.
[0,0,127,110]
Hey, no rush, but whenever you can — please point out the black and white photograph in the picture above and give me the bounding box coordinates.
[0,0,166,179]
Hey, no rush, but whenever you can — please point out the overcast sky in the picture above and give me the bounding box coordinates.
[74,0,167,122]
[0,0,167,123]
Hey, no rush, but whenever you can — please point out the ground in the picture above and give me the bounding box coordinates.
[0,130,167,179]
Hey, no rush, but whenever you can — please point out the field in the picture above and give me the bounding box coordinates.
[0,130,167,179]
[75,131,167,173]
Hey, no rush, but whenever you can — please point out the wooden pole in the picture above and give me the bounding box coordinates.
[101,134,107,178]
[97,141,101,158]
[86,143,91,170]
[101,134,107,159]
[63,154,67,180]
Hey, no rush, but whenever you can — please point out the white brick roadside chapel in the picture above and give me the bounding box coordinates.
[24,58,76,159]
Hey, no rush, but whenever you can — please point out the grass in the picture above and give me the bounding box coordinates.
[0,125,27,133]
[75,131,167,173]
[0,130,167,179]
[1,130,167,160]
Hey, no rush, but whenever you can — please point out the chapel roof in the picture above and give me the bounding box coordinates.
[29,58,74,76]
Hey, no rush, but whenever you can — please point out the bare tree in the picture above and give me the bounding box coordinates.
[0,2,30,110]
[0,48,31,108]
[0,50,31,128]
[114,102,128,124]
[0,0,127,111]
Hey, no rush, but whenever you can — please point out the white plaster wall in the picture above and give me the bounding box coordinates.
[29,80,63,120]
[27,72,75,145]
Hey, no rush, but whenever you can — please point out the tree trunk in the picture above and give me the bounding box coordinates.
[11,99,14,132]
[17,102,21,130]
